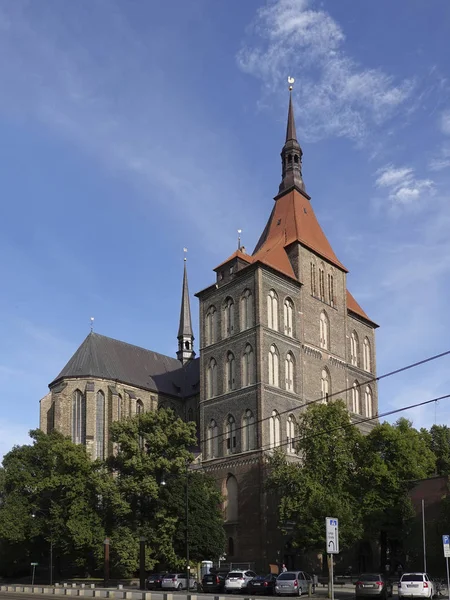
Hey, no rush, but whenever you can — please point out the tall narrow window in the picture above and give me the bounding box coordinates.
[310,262,317,296]
[364,386,373,418]
[207,358,218,398]
[240,289,253,330]
[269,410,281,449]
[268,345,280,387]
[363,337,371,372]
[284,298,294,337]
[267,289,279,331]
[205,305,217,345]
[319,264,325,301]
[226,415,236,455]
[285,352,295,392]
[117,394,122,420]
[207,419,219,458]
[136,399,144,414]
[96,391,105,460]
[226,352,236,392]
[321,369,330,403]
[328,272,335,307]
[225,475,238,521]
[224,298,235,338]
[350,332,359,367]
[241,344,254,387]
[72,389,86,445]
[242,409,256,451]
[352,382,360,414]
[320,311,329,350]
[287,415,297,454]
[187,407,193,422]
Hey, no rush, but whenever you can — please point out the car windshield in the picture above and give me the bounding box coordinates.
[360,575,382,581]
[252,576,266,581]
[228,572,243,578]
[278,573,296,580]
[166,574,176,578]
[402,575,424,582]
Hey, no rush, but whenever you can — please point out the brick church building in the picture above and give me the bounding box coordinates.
[40,93,379,570]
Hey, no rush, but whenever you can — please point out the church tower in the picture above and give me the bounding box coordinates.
[177,258,195,364]
[196,90,379,569]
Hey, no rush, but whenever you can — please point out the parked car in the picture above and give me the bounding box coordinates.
[161,573,196,590]
[275,571,315,596]
[146,572,167,590]
[398,573,434,599]
[248,574,278,595]
[202,572,226,592]
[355,574,393,599]
[225,570,257,593]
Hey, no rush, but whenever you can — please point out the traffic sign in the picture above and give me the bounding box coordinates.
[443,535,450,558]
[31,562,38,566]
[326,517,339,554]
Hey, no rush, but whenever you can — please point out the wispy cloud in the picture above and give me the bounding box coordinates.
[429,110,450,171]
[375,165,435,208]
[237,0,414,141]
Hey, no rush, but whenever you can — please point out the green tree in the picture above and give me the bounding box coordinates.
[420,425,450,476]
[108,408,225,575]
[267,401,365,553]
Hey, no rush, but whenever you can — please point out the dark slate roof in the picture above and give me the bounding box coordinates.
[50,332,199,398]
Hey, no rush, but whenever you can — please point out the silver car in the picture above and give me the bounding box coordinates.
[161,573,196,590]
[225,570,257,593]
[275,571,314,596]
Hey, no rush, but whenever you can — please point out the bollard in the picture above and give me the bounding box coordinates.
[64,583,69,588]
[125,592,133,599]
[163,593,173,600]
[91,584,96,589]
[43,588,53,594]
[117,585,123,590]
[308,583,313,596]
[94,591,103,597]
[78,591,85,597]
[142,593,152,600]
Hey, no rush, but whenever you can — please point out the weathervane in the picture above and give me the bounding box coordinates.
[237,229,242,250]
[288,76,295,91]
[183,247,188,262]
[90,317,94,332]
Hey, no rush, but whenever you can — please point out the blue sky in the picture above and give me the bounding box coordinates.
[1,0,450,460]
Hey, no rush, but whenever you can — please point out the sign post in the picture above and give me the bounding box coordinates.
[442,535,450,600]
[31,562,38,586]
[326,518,339,600]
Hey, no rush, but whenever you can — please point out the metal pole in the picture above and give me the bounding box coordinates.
[422,499,427,572]
[446,557,450,600]
[32,564,36,586]
[139,537,146,590]
[329,554,334,600]
[50,540,53,586]
[186,464,190,591]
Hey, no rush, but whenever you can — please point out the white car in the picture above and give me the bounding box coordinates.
[161,573,196,590]
[225,570,257,593]
[398,573,434,599]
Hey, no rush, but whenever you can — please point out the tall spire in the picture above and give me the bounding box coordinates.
[278,84,305,196]
[177,255,195,364]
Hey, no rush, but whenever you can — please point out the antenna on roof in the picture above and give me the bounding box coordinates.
[237,229,242,250]
[183,247,188,262]
[90,317,95,332]
[288,76,295,91]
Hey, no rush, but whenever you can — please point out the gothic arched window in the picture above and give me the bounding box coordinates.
[226,475,238,522]
[242,409,256,451]
[321,369,330,403]
[320,311,329,350]
[226,414,236,455]
[205,305,217,345]
[352,381,361,414]
[267,289,279,331]
[364,386,373,418]
[241,344,254,387]
[117,394,122,420]
[351,331,359,367]
[136,399,144,415]
[319,262,325,301]
[207,419,219,458]
[284,298,294,337]
[207,358,218,398]
[72,389,86,445]
[96,390,105,460]
[287,414,297,454]
[310,261,317,296]
[226,352,236,392]
[285,352,295,392]
[328,270,335,306]
[268,345,280,387]
[224,297,235,338]
[269,410,281,449]
[363,337,371,372]
[240,289,253,330]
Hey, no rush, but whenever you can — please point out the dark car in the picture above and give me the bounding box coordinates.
[146,572,167,590]
[355,574,393,599]
[248,574,278,595]
[202,573,226,592]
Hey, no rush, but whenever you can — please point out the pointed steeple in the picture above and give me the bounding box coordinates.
[177,257,195,364]
[278,90,305,195]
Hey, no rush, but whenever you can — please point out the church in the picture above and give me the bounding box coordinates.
[39,93,379,571]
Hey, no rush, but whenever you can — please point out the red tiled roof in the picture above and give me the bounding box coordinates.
[347,290,378,327]
[214,249,253,271]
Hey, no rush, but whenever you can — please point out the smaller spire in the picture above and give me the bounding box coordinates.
[238,229,242,250]
[177,251,195,364]
[278,77,306,196]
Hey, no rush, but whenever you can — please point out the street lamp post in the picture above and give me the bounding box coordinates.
[185,462,190,592]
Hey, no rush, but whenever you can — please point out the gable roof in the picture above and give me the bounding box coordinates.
[253,188,347,273]
[50,332,199,397]
[347,290,379,328]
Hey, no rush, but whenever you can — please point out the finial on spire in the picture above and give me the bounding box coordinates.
[237,229,242,250]
[288,76,295,92]
[183,247,188,262]
[90,317,94,332]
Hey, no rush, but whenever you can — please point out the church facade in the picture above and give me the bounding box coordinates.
[40,95,378,571]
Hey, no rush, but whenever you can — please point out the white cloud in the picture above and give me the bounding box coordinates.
[237,0,414,141]
[375,165,434,208]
